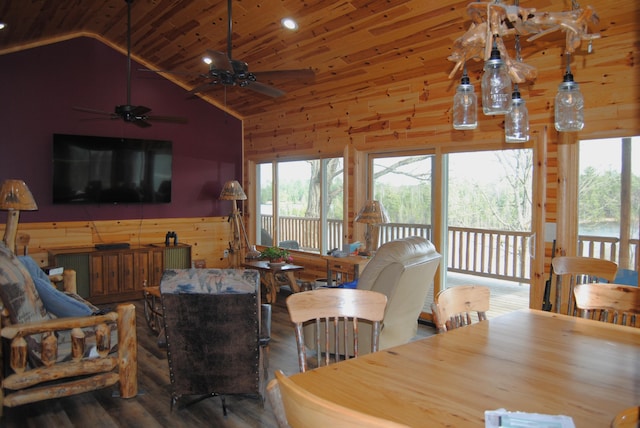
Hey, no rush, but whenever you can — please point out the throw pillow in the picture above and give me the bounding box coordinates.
[18,256,97,318]
[0,242,50,324]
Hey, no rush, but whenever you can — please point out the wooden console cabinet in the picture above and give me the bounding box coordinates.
[48,244,191,304]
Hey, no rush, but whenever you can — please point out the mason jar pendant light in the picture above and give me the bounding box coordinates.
[481,35,512,115]
[505,85,529,142]
[554,53,584,132]
[453,65,478,130]
[505,32,529,142]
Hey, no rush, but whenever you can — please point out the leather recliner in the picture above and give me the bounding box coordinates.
[303,236,441,357]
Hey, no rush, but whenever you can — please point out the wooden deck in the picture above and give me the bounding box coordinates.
[445,272,531,319]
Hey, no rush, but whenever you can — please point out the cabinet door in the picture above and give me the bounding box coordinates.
[120,252,136,293]
[104,254,120,294]
[134,250,151,291]
[150,249,164,287]
[90,254,105,297]
[90,253,119,297]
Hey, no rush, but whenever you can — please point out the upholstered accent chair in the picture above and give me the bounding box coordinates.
[0,241,137,414]
[160,268,270,414]
[304,236,441,356]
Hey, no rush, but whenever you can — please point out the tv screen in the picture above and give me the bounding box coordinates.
[53,133,172,204]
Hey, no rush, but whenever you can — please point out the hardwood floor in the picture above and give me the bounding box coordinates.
[1,291,436,427]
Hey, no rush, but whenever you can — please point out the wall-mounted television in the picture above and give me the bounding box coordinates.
[53,133,172,204]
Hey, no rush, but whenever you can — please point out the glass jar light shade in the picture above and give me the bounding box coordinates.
[505,90,529,143]
[453,75,477,130]
[554,72,584,132]
[481,44,512,115]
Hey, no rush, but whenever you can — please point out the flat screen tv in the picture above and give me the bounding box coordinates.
[53,133,172,204]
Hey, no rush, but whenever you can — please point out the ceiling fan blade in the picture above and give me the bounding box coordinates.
[146,115,189,124]
[188,82,220,95]
[253,69,315,81]
[133,119,152,128]
[130,105,152,116]
[206,49,233,73]
[138,68,199,77]
[73,106,116,117]
[247,81,286,98]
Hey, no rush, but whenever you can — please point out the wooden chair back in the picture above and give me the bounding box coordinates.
[268,370,410,428]
[286,288,387,372]
[573,283,640,327]
[552,256,618,315]
[611,406,640,427]
[431,285,490,333]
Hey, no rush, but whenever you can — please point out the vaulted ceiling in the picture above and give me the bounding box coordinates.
[0,0,577,119]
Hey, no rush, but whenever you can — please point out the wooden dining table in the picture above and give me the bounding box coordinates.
[288,309,640,427]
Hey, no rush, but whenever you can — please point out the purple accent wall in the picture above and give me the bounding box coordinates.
[0,37,242,223]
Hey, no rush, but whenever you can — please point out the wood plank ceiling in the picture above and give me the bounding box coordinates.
[0,0,569,119]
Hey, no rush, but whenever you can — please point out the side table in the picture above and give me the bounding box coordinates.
[243,260,305,304]
[324,255,370,286]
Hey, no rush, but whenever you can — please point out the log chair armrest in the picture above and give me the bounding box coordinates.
[1,312,118,340]
[48,269,78,294]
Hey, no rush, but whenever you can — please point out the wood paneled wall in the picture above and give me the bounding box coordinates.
[243,0,640,310]
[5,217,234,270]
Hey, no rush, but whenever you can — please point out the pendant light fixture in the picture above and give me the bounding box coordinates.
[481,35,512,115]
[452,65,478,130]
[554,52,584,132]
[505,31,529,142]
[505,84,529,142]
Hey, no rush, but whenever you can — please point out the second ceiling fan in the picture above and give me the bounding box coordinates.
[188,0,314,98]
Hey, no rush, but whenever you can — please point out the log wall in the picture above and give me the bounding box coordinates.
[243,0,640,311]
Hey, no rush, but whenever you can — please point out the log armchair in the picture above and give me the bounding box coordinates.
[0,241,137,414]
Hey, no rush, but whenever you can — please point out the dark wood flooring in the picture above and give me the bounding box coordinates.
[1,291,436,427]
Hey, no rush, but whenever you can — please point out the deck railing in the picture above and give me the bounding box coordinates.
[261,215,637,283]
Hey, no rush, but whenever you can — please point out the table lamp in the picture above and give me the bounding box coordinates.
[0,179,38,254]
[354,200,389,256]
[219,180,260,266]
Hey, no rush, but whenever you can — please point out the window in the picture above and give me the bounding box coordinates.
[579,136,639,270]
[370,154,433,244]
[256,158,344,254]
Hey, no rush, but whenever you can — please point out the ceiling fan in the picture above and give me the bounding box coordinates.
[73,0,187,128]
[186,0,314,98]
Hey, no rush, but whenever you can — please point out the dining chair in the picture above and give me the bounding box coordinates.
[268,370,410,428]
[611,406,639,427]
[551,256,617,315]
[286,287,387,372]
[573,283,640,327]
[431,285,490,333]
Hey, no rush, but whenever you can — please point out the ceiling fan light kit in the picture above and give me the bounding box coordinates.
[448,0,599,138]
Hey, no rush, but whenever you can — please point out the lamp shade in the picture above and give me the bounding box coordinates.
[219,180,247,201]
[0,179,38,211]
[355,200,389,224]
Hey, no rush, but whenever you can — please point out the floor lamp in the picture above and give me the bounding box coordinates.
[354,200,389,256]
[0,179,38,254]
[219,180,259,267]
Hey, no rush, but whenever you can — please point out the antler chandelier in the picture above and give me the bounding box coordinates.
[448,0,600,138]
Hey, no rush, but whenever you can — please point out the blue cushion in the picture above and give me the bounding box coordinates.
[18,256,95,318]
[614,269,638,286]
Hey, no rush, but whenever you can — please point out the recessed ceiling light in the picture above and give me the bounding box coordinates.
[0,23,6,30]
[281,18,298,31]
[203,56,212,65]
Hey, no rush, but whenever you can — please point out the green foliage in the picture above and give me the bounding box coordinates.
[259,246,293,262]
